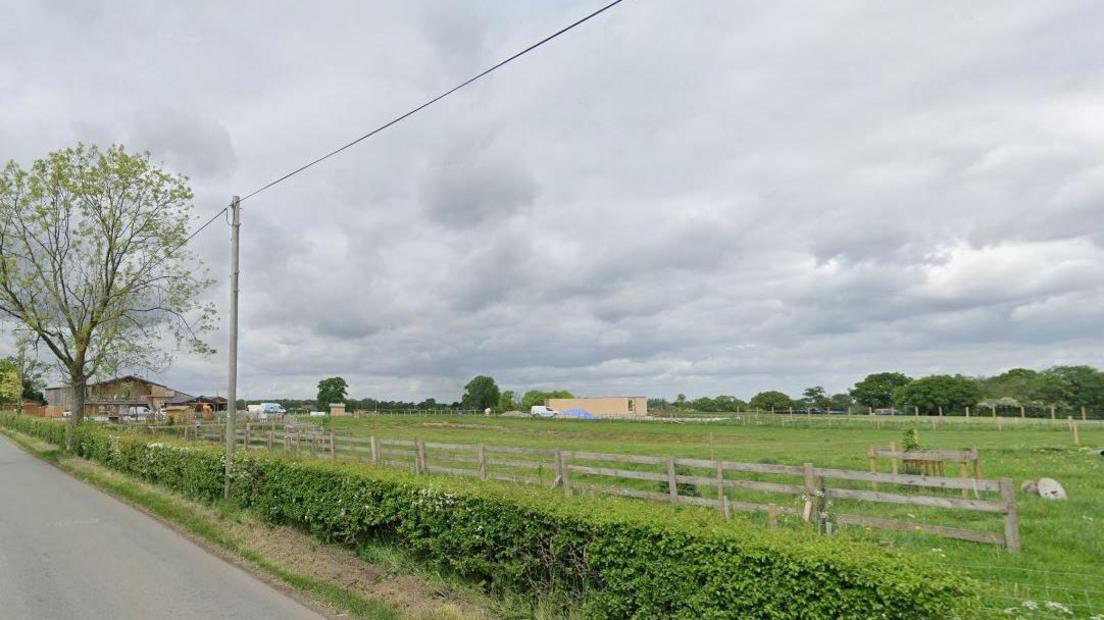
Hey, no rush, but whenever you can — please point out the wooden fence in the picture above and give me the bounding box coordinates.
[147,422,1020,552]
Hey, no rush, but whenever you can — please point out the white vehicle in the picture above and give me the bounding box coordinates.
[529,405,559,418]
[128,406,152,417]
[308,411,327,417]
[247,404,263,414]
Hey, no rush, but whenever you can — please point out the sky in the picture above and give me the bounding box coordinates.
[2,1,1103,402]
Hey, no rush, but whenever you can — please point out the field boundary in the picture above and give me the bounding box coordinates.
[149,422,1021,552]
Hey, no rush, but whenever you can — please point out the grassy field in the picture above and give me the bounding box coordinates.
[322,414,1104,618]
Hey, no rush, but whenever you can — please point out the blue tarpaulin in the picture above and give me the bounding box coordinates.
[560,408,597,419]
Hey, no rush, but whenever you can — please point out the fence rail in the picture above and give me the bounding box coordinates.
[146,422,1020,552]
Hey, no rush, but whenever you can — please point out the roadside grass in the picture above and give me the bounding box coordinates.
[326,415,1104,618]
[0,427,501,620]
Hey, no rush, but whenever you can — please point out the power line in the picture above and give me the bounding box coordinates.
[170,206,229,255]
[239,0,625,203]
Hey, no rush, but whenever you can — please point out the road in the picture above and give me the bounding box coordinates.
[0,435,324,620]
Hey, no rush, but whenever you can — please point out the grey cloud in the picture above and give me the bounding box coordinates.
[4,1,1103,402]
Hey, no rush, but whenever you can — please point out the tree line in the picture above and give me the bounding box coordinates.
[650,365,1104,415]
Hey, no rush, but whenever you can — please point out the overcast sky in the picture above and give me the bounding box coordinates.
[3,1,1103,401]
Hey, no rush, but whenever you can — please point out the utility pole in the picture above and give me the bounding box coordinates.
[224,196,241,499]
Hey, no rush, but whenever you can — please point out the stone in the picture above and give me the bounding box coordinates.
[1036,477,1067,500]
[1020,480,1038,495]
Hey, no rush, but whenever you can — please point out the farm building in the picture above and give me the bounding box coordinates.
[165,395,228,418]
[44,375,193,419]
[545,396,648,418]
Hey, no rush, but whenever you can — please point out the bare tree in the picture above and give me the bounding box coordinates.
[0,144,215,442]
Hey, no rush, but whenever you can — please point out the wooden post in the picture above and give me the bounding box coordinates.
[868,407,873,417]
[370,436,379,464]
[416,439,426,474]
[889,442,898,476]
[965,406,970,419]
[1071,419,1080,445]
[283,432,289,454]
[914,406,919,417]
[296,430,301,456]
[666,457,678,504]
[867,447,877,490]
[715,460,728,518]
[802,463,816,523]
[478,444,487,480]
[558,450,571,496]
[767,503,779,529]
[329,431,335,459]
[959,461,969,499]
[1020,405,1025,419]
[938,406,944,418]
[1050,404,1056,420]
[1082,406,1087,421]
[244,422,251,448]
[1000,478,1021,553]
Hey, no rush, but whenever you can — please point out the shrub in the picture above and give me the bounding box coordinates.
[0,415,979,619]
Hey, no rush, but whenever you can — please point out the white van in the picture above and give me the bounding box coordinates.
[530,405,559,418]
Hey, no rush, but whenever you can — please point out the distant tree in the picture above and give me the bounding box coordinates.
[892,375,981,413]
[749,390,793,411]
[829,393,853,410]
[0,145,215,442]
[0,358,20,405]
[801,386,833,409]
[316,377,348,410]
[674,393,688,410]
[713,395,747,412]
[850,372,913,408]
[979,368,1042,404]
[462,376,500,411]
[520,389,573,409]
[1044,365,1104,408]
[417,398,438,410]
[497,390,517,411]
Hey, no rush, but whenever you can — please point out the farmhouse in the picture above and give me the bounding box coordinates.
[44,375,193,418]
[545,396,648,418]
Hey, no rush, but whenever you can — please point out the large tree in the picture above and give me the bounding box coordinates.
[316,376,349,410]
[850,372,913,408]
[462,375,500,411]
[749,390,793,411]
[0,145,214,439]
[0,357,20,406]
[892,375,981,413]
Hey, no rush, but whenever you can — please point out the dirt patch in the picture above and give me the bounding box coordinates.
[419,422,508,432]
[233,521,494,619]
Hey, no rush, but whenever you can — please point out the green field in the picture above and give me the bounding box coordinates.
[322,414,1104,618]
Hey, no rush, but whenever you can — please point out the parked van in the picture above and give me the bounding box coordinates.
[529,405,559,418]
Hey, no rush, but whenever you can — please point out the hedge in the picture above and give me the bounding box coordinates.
[1,415,978,619]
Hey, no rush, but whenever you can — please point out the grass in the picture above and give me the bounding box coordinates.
[322,414,1104,618]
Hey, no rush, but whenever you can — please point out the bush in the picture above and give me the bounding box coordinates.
[0,415,978,619]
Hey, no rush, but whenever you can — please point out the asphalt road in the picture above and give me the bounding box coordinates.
[0,435,324,620]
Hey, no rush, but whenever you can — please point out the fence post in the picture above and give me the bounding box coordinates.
[867,447,877,490]
[802,463,816,523]
[817,476,829,535]
[244,422,251,448]
[1050,405,1056,420]
[415,439,426,474]
[370,436,379,464]
[914,406,919,417]
[1000,478,1021,553]
[767,503,779,529]
[715,460,728,518]
[1081,406,1087,421]
[296,430,301,456]
[558,450,571,496]
[1071,419,1080,445]
[1020,406,1025,419]
[965,406,970,420]
[938,406,944,418]
[329,431,335,459]
[889,442,898,475]
[478,444,487,480]
[666,457,678,504]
